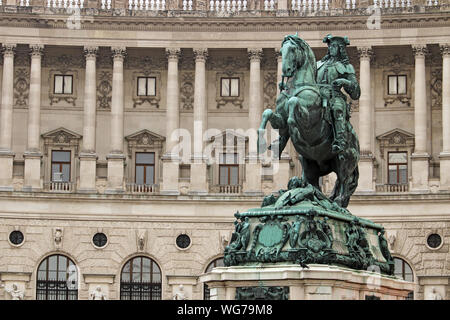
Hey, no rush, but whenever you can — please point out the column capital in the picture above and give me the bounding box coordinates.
[29,44,44,58]
[2,43,16,58]
[84,46,98,60]
[111,46,126,61]
[166,48,181,61]
[357,46,373,60]
[412,45,429,58]
[275,48,282,63]
[193,48,208,63]
[440,44,450,57]
[248,48,263,62]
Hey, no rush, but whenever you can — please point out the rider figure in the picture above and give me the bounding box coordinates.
[317,34,360,155]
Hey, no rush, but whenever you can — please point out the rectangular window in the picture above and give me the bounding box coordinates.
[51,150,71,182]
[388,75,407,95]
[135,152,155,185]
[219,153,239,185]
[54,75,73,94]
[137,77,156,97]
[388,152,408,185]
[221,78,239,97]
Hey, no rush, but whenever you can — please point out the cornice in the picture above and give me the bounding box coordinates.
[0,10,448,33]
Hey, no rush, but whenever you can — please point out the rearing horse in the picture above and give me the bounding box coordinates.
[258,34,359,208]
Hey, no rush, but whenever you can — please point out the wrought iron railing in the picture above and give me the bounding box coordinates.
[36,279,78,300]
[120,281,162,300]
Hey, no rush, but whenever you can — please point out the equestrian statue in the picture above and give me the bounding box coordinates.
[258,33,361,208]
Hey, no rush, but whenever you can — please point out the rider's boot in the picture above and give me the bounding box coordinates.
[332,117,347,154]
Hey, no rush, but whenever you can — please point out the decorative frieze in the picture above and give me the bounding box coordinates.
[180,71,195,110]
[43,53,84,72]
[125,55,166,71]
[13,67,29,108]
[97,70,112,110]
[263,71,277,110]
[207,55,249,71]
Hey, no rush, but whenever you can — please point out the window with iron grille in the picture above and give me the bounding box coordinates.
[120,256,162,300]
[36,254,78,300]
[203,257,224,300]
[394,257,414,300]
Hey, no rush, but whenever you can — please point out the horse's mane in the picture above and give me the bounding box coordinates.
[282,34,317,76]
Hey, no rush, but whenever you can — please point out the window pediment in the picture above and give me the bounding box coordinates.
[377,128,414,158]
[125,129,165,154]
[42,127,82,150]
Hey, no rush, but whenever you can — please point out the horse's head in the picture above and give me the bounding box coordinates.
[280,34,317,79]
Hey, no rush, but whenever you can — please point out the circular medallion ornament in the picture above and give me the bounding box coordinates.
[176,234,191,249]
[93,233,108,248]
[9,230,24,246]
[426,233,442,249]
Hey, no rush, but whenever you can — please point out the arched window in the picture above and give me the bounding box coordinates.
[203,257,224,300]
[120,256,162,300]
[394,257,414,300]
[36,254,78,300]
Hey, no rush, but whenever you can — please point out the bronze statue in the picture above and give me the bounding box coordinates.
[258,33,360,208]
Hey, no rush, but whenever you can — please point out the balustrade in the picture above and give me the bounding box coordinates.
[44,181,76,192]
[126,183,159,194]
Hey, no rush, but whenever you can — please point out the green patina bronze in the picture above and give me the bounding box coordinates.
[235,286,289,300]
[224,34,395,276]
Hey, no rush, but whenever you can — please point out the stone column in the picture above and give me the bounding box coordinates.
[189,48,208,195]
[356,47,375,192]
[439,44,450,190]
[106,46,126,193]
[0,43,16,191]
[161,48,181,195]
[79,46,98,193]
[274,48,292,191]
[23,44,44,192]
[244,48,263,195]
[411,45,430,191]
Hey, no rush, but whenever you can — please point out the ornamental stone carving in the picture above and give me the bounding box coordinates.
[97,70,112,110]
[441,44,450,57]
[125,55,166,71]
[84,45,98,60]
[89,286,107,300]
[193,48,208,63]
[248,48,263,62]
[181,71,194,110]
[111,46,126,61]
[136,230,147,252]
[14,67,29,108]
[2,43,16,58]
[431,68,442,109]
[412,45,429,58]
[166,48,181,61]
[1,283,24,300]
[43,53,84,72]
[263,71,277,110]
[208,55,249,71]
[54,227,63,250]
[357,47,374,61]
[29,44,44,58]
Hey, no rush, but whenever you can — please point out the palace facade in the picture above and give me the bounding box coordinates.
[0,0,449,300]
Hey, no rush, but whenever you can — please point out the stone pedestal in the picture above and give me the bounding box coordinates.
[0,151,14,191]
[200,264,414,300]
[439,153,450,191]
[161,155,180,195]
[411,153,430,191]
[273,154,291,192]
[23,151,42,191]
[357,154,375,192]
[83,274,114,300]
[189,160,208,195]
[105,154,125,193]
[0,272,30,300]
[79,153,97,193]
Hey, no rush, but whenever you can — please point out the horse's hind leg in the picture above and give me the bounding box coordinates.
[302,158,321,190]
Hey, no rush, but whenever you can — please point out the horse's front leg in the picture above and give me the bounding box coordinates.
[287,96,298,128]
[257,109,273,154]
